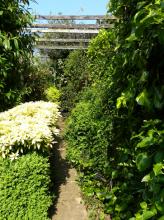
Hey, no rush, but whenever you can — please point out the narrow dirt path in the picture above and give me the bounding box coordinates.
[50,119,88,220]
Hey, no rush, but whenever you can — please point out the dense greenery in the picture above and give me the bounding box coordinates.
[0,1,58,108]
[40,49,90,113]
[65,0,164,219]
[61,50,90,112]
[0,0,163,219]
[0,0,34,111]
[23,58,56,102]
[0,153,51,220]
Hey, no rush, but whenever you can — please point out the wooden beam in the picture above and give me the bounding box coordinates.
[30,29,99,34]
[36,38,91,43]
[35,15,116,20]
[36,56,50,59]
[32,24,112,29]
[36,45,87,50]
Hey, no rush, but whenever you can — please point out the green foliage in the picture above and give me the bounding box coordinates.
[0,152,52,220]
[65,85,112,219]
[132,119,164,219]
[66,91,108,171]
[61,49,90,112]
[23,58,55,102]
[44,86,61,103]
[65,0,164,219]
[87,29,115,81]
[0,0,34,111]
[0,101,60,158]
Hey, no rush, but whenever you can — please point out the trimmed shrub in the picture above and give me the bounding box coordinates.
[0,152,52,220]
[0,101,60,159]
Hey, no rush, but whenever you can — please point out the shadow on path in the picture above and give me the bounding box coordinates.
[48,137,70,218]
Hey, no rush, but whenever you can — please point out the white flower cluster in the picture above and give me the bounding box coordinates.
[0,101,61,159]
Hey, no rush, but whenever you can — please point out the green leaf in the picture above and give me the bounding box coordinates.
[116,95,127,109]
[154,151,164,163]
[134,9,145,22]
[5,91,12,100]
[153,163,164,176]
[13,38,19,50]
[3,38,11,50]
[142,210,157,219]
[136,90,151,108]
[126,33,137,42]
[142,174,151,182]
[155,201,164,214]
[137,136,154,148]
[0,11,3,15]
[136,153,152,171]
[140,202,147,210]
[140,71,149,82]
[155,0,161,5]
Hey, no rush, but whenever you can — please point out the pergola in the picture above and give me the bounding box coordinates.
[31,15,116,50]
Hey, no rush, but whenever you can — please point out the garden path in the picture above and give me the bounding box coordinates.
[50,118,88,220]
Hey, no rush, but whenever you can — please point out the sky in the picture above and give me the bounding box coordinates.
[29,0,109,16]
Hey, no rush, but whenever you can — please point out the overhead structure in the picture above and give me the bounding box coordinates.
[35,15,116,20]
[31,15,116,51]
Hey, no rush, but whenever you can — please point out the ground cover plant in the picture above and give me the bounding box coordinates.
[0,153,52,220]
[65,0,164,219]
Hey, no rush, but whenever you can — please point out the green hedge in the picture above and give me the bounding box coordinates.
[65,0,164,219]
[0,152,52,220]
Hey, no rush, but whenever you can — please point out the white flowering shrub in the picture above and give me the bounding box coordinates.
[0,101,60,159]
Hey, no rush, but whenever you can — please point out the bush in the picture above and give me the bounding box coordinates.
[66,86,108,171]
[23,58,55,102]
[44,86,61,103]
[0,101,60,159]
[0,152,52,220]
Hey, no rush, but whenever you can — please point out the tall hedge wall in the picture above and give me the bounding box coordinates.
[65,0,164,219]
